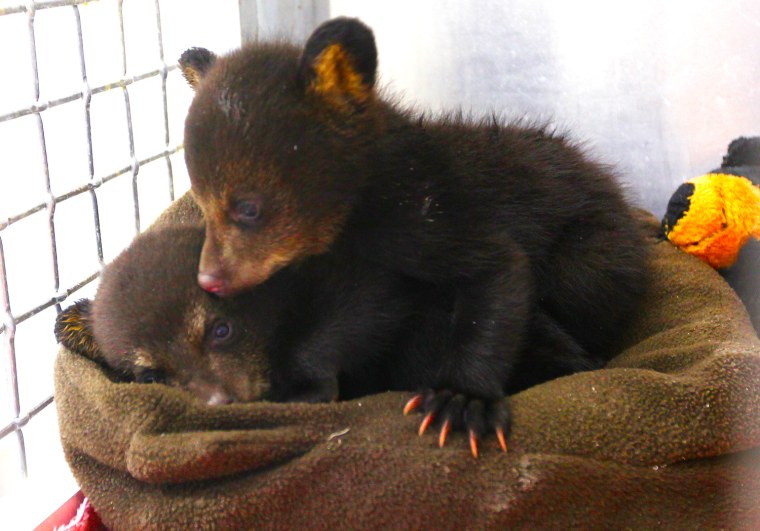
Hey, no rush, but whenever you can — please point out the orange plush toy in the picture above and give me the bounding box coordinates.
[662,136,760,334]
[662,172,760,269]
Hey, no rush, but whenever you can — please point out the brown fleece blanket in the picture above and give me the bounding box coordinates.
[55,206,760,529]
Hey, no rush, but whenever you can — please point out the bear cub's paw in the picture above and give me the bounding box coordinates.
[404,389,510,458]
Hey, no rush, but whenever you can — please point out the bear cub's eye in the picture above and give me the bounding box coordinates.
[136,368,165,384]
[210,320,233,344]
[232,197,263,226]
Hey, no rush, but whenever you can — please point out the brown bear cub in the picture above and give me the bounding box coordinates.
[179,17,648,454]
[55,226,277,405]
[55,196,421,405]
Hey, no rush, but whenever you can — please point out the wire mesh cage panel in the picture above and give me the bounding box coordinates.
[0,0,241,524]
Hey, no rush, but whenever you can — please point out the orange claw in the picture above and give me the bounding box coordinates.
[404,394,423,416]
[469,430,479,459]
[495,427,507,453]
[438,419,451,448]
[418,412,434,436]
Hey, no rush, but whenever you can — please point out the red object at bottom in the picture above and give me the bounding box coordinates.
[34,491,106,531]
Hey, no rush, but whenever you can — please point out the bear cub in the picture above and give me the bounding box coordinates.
[55,195,421,405]
[178,16,649,451]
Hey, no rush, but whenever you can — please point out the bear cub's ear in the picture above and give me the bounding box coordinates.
[179,47,217,90]
[298,17,378,110]
[54,299,103,363]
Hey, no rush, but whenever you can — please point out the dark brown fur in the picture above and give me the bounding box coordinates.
[56,225,276,404]
[178,18,649,438]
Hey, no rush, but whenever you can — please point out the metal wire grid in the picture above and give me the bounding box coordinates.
[0,0,181,478]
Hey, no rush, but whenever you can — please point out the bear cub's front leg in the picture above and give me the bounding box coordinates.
[401,254,533,457]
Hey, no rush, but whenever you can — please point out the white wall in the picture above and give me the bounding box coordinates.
[240,0,329,42]
[322,0,760,216]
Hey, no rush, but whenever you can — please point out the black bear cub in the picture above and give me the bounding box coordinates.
[55,196,419,405]
[56,225,277,405]
[178,17,649,454]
